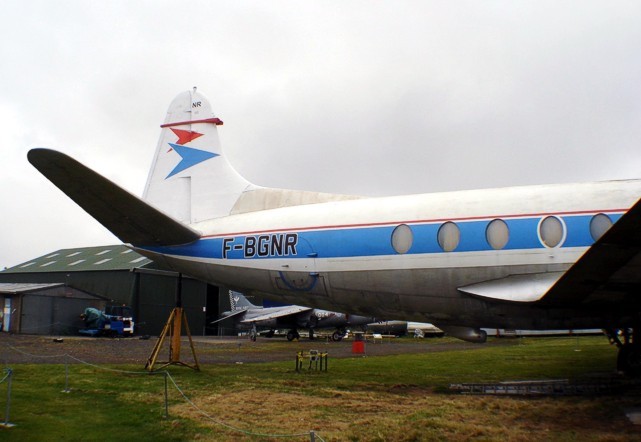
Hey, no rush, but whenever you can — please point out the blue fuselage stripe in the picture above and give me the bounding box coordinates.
[140,213,623,260]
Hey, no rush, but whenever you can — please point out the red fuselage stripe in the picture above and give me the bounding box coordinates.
[201,208,627,239]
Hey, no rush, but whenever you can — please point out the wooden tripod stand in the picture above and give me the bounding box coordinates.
[145,274,200,372]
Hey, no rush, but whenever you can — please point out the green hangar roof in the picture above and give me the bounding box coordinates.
[2,245,154,273]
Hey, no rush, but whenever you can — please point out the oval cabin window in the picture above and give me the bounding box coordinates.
[590,213,612,241]
[486,219,509,250]
[539,216,565,248]
[437,222,460,252]
[391,224,413,254]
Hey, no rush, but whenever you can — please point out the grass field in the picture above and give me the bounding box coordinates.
[1,336,640,441]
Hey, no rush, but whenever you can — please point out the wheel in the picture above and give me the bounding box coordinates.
[332,331,343,342]
[287,331,296,341]
[618,344,641,376]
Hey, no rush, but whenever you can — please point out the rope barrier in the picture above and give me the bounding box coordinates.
[64,354,157,375]
[2,343,323,440]
[0,368,11,385]
[6,344,66,359]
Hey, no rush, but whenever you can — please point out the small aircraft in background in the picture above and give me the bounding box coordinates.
[368,321,445,338]
[211,291,375,341]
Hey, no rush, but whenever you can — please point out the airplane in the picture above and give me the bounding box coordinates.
[27,87,641,375]
[211,290,375,341]
[367,321,444,338]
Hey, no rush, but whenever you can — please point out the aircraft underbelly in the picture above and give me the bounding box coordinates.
[140,249,621,330]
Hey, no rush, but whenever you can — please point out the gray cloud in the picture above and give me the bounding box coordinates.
[2,1,641,268]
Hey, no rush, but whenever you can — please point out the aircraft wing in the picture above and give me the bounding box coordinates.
[537,196,641,308]
[209,309,247,325]
[28,149,200,247]
[240,306,311,323]
[460,196,641,309]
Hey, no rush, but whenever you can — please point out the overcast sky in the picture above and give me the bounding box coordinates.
[2,1,641,269]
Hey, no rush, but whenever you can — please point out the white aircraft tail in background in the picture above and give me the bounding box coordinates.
[28,88,641,375]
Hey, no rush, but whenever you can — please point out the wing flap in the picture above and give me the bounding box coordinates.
[28,148,201,247]
[458,272,564,303]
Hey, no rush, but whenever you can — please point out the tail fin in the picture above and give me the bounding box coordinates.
[144,88,362,223]
[229,290,259,311]
[143,88,254,224]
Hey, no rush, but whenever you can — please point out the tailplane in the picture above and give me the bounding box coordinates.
[28,149,200,247]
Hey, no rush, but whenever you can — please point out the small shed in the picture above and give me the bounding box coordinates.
[0,283,107,335]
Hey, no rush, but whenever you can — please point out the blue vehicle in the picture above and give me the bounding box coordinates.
[79,306,134,337]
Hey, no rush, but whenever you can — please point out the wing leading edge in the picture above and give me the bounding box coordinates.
[28,148,201,247]
[209,309,247,325]
[240,306,312,323]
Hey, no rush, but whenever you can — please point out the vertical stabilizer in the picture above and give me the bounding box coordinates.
[143,88,253,224]
[229,291,259,311]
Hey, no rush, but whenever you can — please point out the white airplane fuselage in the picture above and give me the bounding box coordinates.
[26,89,641,369]
[136,179,640,331]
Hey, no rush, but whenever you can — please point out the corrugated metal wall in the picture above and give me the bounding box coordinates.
[20,294,105,335]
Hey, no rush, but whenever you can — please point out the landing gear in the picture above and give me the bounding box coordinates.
[332,328,346,342]
[606,327,641,376]
[618,344,641,376]
[286,329,300,341]
[309,329,315,340]
[250,324,257,342]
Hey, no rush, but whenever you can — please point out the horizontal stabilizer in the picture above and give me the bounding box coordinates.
[28,148,201,247]
[458,272,564,303]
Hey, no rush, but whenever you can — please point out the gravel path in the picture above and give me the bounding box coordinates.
[0,333,495,366]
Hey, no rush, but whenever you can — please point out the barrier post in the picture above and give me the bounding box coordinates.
[164,372,169,418]
[62,361,71,393]
[0,368,15,428]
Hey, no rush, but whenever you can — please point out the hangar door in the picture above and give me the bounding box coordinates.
[20,295,100,335]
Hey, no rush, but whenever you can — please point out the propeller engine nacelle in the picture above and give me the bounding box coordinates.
[440,326,487,343]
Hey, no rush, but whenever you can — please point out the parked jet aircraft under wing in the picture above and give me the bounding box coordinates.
[211,291,374,341]
[28,88,641,374]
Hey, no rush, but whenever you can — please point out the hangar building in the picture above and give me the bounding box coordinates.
[0,245,227,336]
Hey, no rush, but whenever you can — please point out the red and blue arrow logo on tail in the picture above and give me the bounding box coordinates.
[165,129,219,179]
[171,128,203,145]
